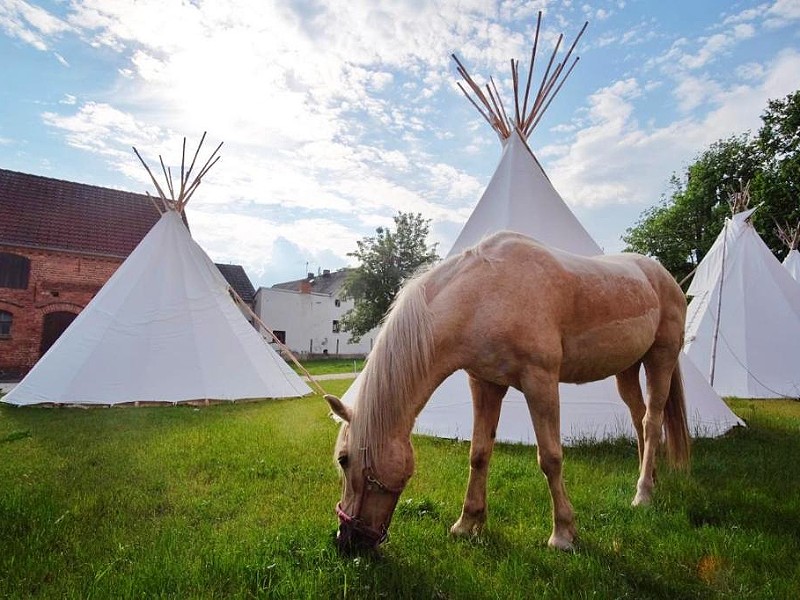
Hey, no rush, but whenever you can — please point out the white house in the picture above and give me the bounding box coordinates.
[254,269,376,356]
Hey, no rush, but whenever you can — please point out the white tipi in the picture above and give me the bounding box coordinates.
[784,250,800,282]
[3,137,311,406]
[684,206,800,398]
[777,221,800,282]
[346,16,743,443]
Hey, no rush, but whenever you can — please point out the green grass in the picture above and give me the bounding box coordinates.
[1,385,798,598]
[291,358,365,376]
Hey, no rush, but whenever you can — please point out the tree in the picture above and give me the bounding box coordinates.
[753,89,800,256]
[340,212,439,342]
[623,134,759,283]
[623,89,800,285]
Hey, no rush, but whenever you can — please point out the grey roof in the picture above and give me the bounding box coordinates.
[272,269,350,296]
[216,263,256,304]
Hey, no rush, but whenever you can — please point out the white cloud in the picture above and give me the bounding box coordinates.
[0,0,72,50]
[674,75,722,112]
[545,48,800,209]
[765,0,800,27]
[10,0,799,284]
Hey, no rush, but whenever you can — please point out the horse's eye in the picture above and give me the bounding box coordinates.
[337,454,349,469]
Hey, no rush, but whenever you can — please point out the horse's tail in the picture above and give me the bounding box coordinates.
[663,360,691,469]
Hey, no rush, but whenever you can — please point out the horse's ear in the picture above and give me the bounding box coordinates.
[325,394,352,422]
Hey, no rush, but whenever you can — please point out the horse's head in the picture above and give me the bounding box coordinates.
[325,394,414,553]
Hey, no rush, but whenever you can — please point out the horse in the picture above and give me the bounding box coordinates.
[325,230,690,552]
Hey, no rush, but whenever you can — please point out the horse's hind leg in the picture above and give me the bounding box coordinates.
[451,377,507,537]
[633,352,676,507]
[616,362,646,466]
[522,369,575,551]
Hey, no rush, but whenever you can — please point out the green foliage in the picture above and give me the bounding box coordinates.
[2,390,800,598]
[753,90,800,254]
[340,212,439,342]
[624,89,800,284]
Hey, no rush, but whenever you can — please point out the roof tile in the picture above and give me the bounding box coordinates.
[0,168,160,258]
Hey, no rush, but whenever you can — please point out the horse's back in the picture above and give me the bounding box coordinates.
[429,232,685,384]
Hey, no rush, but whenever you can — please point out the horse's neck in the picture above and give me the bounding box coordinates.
[358,347,456,445]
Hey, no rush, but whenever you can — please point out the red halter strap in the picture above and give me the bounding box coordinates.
[335,448,404,547]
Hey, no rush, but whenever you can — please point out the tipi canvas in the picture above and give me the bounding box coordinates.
[784,249,800,282]
[684,208,800,398]
[4,138,311,405]
[345,18,742,444]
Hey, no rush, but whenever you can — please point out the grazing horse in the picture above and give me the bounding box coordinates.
[326,231,690,552]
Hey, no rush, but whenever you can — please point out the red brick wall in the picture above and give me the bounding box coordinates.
[0,244,122,379]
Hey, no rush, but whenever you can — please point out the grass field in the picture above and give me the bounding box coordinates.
[291,358,365,376]
[1,382,799,599]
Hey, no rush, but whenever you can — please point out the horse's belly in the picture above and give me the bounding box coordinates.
[559,314,657,383]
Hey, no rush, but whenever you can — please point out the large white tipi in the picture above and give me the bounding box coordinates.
[346,17,742,444]
[684,206,800,398]
[3,137,311,406]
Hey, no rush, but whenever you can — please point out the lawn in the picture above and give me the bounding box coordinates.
[1,384,798,599]
[291,358,365,376]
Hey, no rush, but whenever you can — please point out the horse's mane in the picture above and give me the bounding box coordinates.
[350,265,437,457]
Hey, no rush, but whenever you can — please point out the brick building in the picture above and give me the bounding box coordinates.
[0,169,256,381]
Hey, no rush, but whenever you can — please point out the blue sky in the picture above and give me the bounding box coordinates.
[1,0,799,287]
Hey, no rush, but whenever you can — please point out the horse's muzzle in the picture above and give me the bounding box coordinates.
[335,502,387,553]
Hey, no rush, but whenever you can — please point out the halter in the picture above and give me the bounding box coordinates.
[335,447,404,548]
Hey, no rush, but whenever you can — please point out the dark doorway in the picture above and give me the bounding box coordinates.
[40,311,78,356]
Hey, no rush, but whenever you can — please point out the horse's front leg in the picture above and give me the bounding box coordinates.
[450,377,506,537]
[522,369,576,551]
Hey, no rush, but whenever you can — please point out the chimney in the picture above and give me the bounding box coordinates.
[322,269,331,277]
[307,272,314,280]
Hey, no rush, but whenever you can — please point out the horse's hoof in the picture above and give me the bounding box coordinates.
[548,533,575,552]
[631,493,652,507]
[450,519,482,537]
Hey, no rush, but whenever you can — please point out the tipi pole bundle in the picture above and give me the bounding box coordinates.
[727,180,752,215]
[775,220,800,251]
[132,132,223,214]
[453,12,588,141]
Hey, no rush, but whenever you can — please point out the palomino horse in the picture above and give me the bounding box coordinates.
[326,231,690,552]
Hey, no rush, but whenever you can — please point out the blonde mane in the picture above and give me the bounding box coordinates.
[350,266,436,456]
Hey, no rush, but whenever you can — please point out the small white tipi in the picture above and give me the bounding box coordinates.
[3,137,311,406]
[785,250,800,282]
[345,17,742,443]
[777,221,800,282]
[684,206,800,398]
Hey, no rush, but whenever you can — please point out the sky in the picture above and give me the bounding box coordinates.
[1,0,799,288]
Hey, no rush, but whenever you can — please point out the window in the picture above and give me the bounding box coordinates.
[332,320,340,333]
[0,311,12,337]
[272,330,286,345]
[0,253,31,289]
[334,299,341,307]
